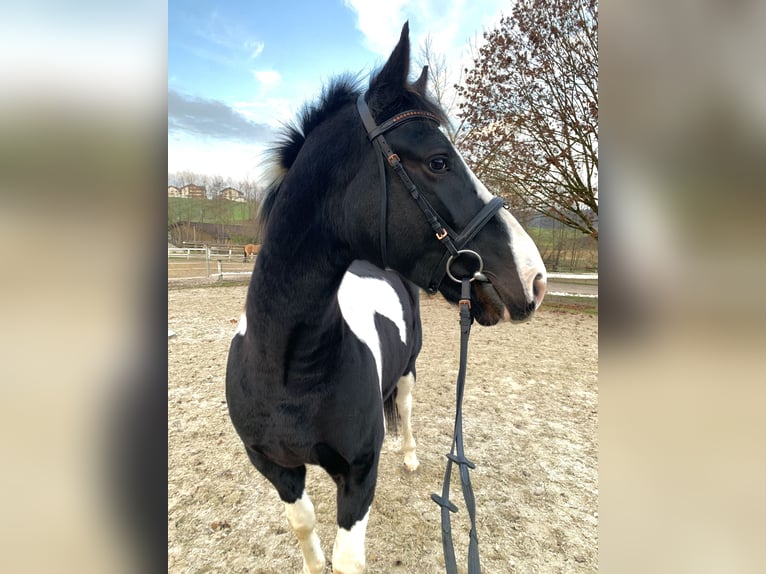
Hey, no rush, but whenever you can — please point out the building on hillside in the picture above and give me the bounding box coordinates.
[180,184,206,199]
[219,187,246,202]
[168,185,181,198]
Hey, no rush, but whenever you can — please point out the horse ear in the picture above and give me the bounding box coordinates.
[369,22,411,102]
[412,65,429,95]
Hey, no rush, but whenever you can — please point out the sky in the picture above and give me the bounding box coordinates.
[168,0,511,183]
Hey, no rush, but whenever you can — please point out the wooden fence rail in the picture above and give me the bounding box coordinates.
[168,247,208,259]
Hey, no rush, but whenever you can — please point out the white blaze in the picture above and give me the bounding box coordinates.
[497,208,547,303]
[456,151,547,303]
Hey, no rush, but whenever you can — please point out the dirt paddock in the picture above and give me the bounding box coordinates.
[168,284,598,573]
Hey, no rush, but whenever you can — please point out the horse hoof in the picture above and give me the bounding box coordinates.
[303,560,325,574]
[403,454,420,472]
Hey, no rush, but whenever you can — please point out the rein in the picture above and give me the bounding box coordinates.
[357,92,500,573]
[431,278,482,574]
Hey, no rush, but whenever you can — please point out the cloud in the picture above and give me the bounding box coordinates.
[184,11,266,67]
[235,98,294,128]
[168,134,268,181]
[343,0,506,61]
[252,69,281,90]
[168,89,275,143]
[245,40,264,59]
[343,0,409,57]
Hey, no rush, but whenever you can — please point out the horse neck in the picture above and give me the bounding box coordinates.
[244,204,356,377]
[250,242,350,319]
[243,112,377,367]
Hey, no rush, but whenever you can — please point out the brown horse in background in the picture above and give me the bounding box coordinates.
[243,243,261,262]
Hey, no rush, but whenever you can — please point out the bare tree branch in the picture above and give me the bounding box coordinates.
[457,0,598,239]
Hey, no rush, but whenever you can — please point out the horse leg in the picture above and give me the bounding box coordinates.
[286,490,326,574]
[245,448,326,574]
[331,452,380,574]
[396,372,420,472]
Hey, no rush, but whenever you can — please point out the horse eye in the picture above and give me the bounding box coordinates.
[429,157,448,172]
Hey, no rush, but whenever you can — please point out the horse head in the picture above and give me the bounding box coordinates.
[355,23,547,325]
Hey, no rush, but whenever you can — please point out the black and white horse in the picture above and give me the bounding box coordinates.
[225,23,546,574]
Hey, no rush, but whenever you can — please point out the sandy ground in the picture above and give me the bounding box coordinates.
[168,284,598,573]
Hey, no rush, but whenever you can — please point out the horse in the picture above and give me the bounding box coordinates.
[243,243,260,262]
[225,23,546,574]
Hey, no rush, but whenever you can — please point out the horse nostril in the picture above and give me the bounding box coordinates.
[532,273,546,307]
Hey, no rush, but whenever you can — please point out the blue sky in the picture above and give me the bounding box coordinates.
[168,0,511,182]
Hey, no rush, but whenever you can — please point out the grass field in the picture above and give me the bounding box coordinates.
[168,198,254,226]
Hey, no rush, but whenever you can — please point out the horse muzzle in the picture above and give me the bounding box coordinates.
[472,271,546,325]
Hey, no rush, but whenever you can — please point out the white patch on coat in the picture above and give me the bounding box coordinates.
[234,313,247,336]
[332,510,370,574]
[337,271,407,390]
[455,151,547,304]
[284,491,326,574]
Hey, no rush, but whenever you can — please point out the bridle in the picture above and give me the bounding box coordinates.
[357,92,501,574]
[356,93,503,295]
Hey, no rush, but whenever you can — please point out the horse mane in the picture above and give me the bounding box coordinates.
[258,74,361,231]
[258,69,448,232]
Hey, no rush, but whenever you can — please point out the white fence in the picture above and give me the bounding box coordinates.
[168,247,208,259]
[547,272,597,281]
[546,272,598,298]
[168,245,254,280]
[168,247,239,259]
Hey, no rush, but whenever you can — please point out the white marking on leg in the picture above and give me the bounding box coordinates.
[337,272,407,391]
[396,372,419,471]
[456,151,547,306]
[234,313,247,336]
[332,510,369,574]
[284,491,326,574]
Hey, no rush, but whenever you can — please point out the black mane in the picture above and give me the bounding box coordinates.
[258,75,362,230]
[258,69,448,231]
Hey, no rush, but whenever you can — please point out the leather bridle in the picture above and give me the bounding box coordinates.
[357,92,501,573]
[356,93,503,294]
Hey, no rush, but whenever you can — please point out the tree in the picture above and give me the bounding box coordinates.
[416,36,463,144]
[457,0,598,239]
[237,178,262,227]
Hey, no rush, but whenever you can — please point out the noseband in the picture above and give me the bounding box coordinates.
[356,93,503,293]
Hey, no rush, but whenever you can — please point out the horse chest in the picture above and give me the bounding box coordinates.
[337,267,412,392]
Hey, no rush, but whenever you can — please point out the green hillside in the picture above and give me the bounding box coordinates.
[168,198,254,225]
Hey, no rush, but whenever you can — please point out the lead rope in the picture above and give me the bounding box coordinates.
[431,278,482,574]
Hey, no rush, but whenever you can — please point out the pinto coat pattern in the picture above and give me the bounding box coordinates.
[225,22,546,574]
